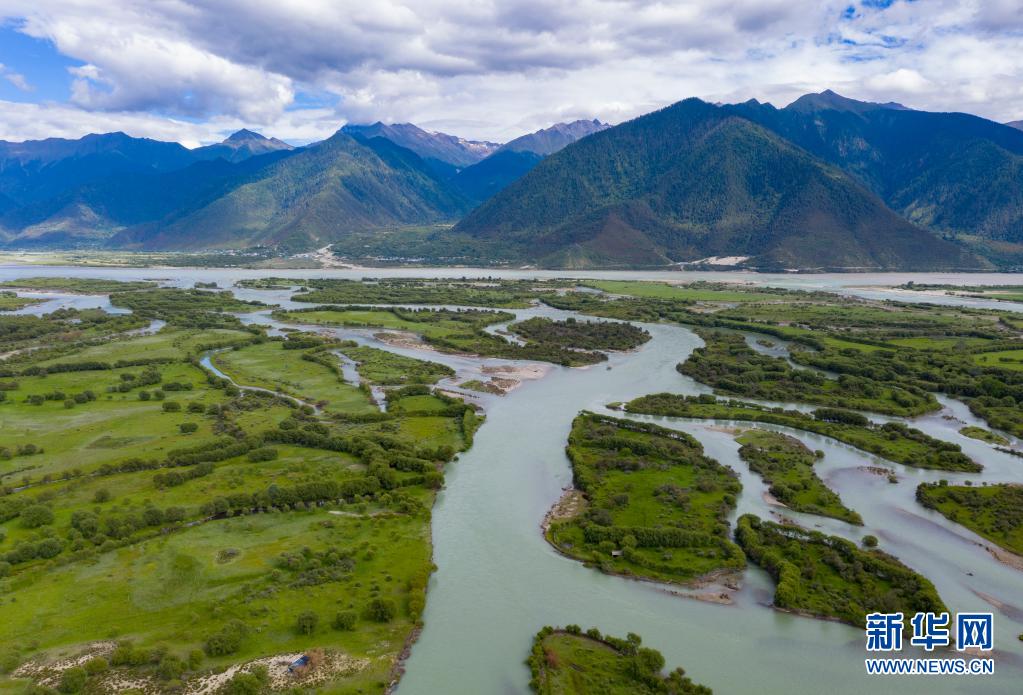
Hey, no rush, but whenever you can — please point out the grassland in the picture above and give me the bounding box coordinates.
[625,394,981,472]
[528,626,711,694]
[735,515,947,627]
[212,341,377,415]
[916,483,1023,557]
[0,287,480,694]
[545,413,745,585]
[735,430,861,525]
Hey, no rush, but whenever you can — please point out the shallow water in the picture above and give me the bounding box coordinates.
[3,265,1023,693]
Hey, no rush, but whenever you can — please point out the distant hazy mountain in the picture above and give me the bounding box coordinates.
[341,122,498,170]
[1,151,294,247]
[193,129,294,163]
[0,132,195,204]
[497,119,609,155]
[1007,121,1023,131]
[455,98,985,270]
[113,131,472,251]
[727,91,1023,256]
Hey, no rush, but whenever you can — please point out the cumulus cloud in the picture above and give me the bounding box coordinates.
[0,0,1020,143]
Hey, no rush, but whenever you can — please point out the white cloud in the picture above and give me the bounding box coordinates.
[0,0,1020,142]
[0,63,31,91]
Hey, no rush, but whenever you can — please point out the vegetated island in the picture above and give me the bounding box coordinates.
[735,515,948,627]
[917,482,1023,561]
[271,306,620,366]
[624,393,981,472]
[543,279,1023,439]
[240,277,570,308]
[681,330,938,416]
[528,626,712,694]
[735,429,862,525]
[545,413,745,586]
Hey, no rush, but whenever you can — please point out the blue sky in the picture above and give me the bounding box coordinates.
[0,1,1020,147]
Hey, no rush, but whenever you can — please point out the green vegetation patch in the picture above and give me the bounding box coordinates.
[241,277,567,308]
[528,626,711,694]
[0,305,480,693]
[212,340,376,415]
[0,291,41,311]
[273,306,608,367]
[546,413,745,585]
[917,482,1023,557]
[735,430,861,525]
[958,426,1009,445]
[625,394,981,472]
[681,330,937,416]
[0,277,158,293]
[336,342,454,385]
[110,288,268,328]
[735,515,947,627]
[511,317,650,351]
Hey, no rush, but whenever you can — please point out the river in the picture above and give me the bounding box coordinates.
[2,265,1022,694]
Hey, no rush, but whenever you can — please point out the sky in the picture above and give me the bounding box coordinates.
[0,0,1020,148]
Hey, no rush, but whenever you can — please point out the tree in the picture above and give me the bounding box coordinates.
[296,611,319,635]
[93,488,111,504]
[20,504,54,529]
[179,422,198,434]
[862,535,879,548]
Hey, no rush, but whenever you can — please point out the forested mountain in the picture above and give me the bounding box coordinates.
[451,150,544,202]
[1006,121,1023,131]
[727,91,1023,258]
[455,98,986,270]
[496,119,609,155]
[0,132,195,204]
[340,122,499,171]
[0,151,296,247]
[0,93,1018,269]
[113,131,472,251]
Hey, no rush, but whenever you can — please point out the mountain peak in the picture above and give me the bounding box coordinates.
[341,122,498,167]
[497,119,610,155]
[785,90,907,114]
[225,128,268,142]
[1007,120,1023,131]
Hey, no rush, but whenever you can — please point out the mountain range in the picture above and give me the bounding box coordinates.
[0,92,1020,269]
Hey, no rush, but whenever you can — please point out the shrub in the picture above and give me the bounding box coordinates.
[93,489,111,504]
[162,401,181,412]
[332,610,357,631]
[862,535,879,548]
[365,598,396,623]
[203,621,248,657]
[20,504,54,528]
[58,667,87,693]
[83,657,108,675]
[296,610,318,635]
[246,447,278,462]
[179,422,198,434]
